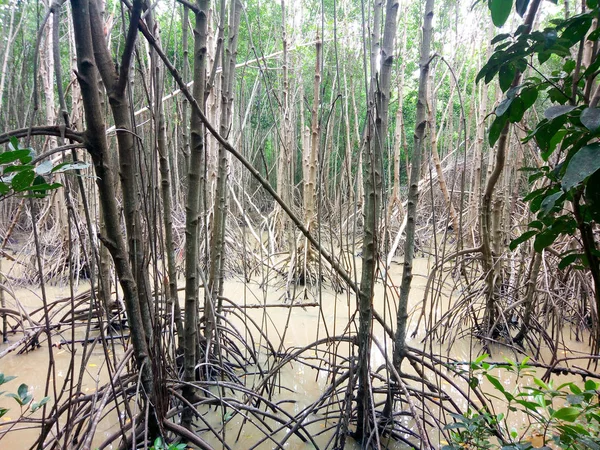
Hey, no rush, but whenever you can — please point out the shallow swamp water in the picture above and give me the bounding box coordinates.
[0,256,591,449]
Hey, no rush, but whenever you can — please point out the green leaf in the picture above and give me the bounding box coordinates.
[509,97,525,122]
[489,0,513,28]
[485,373,506,393]
[492,33,511,44]
[510,230,537,250]
[544,105,575,120]
[469,376,480,389]
[0,150,32,165]
[516,399,541,411]
[561,16,593,46]
[34,161,54,175]
[0,374,16,385]
[499,63,516,92]
[533,377,549,390]
[8,137,19,151]
[539,191,562,217]
[585,170,600,222]
[489,114,508,147]
[0,407,7,418]
[515,0,529,16]
[534,227,560,251]
[520,87,538,110]
[6,393,23,405]
[559,253,582,269]
[563,59,576,73]
[529,220,544,229]
[51,161,89,173]
[475,353,490,364]
[562,144,600,191]
[552,406,580,422]
[496,97,514,116]
[544,29,558,49]
[17,383,28,400]
[580,107,600,132]
[569,384,582,395]
[11,170,35,192]
[3,164,34,174]
[31,396,50,412]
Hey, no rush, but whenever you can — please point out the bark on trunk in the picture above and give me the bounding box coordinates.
[182,0,209,429]
[388,0,434,399]
[355,0,399,442]
[69,0,154,407]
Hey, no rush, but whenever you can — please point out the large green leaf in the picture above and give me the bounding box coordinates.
[509,230,536,250]
[539,191,562,217]
[581,107,600,132]
[489,114,508,147]
[534,227,560,252]
[515,0,530,16]
[544,105,575,120]
[552,406,580,422]
[11,170,35,192]
[520,86,538,109]
[562,144,600,191]
[496,97,513,116]
[0,150,32,165]
[499,63,516,92]
[585,169,600,222]
[489,0,513,28]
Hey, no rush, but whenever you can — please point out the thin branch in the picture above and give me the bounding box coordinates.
[0,126,84,145]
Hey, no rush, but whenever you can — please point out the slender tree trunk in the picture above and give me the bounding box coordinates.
[88,0,154,339]
[69,0,154,409]
[387,1,408,229]
[208,0,242,335]
[389,0,434,389]
[355,0,399,442]
[0,0,17,116]
[182,0,209,429]
[147,9,185,348]
[275,0,293,247]
[298,33,322,281]
[181,5,191,181]
[481,0,541,337]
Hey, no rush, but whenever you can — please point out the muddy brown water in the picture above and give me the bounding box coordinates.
[0,257,591,449]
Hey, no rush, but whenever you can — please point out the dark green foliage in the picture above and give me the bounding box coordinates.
[0,137,67,199]
[478,1,600,275]
[445,357,600,449]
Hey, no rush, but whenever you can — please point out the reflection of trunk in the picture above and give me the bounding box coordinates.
[70,0,153,405]
[355,0,399,442]
[388,0,434,397]
[182,0,209,429]
[208,0,242,334]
